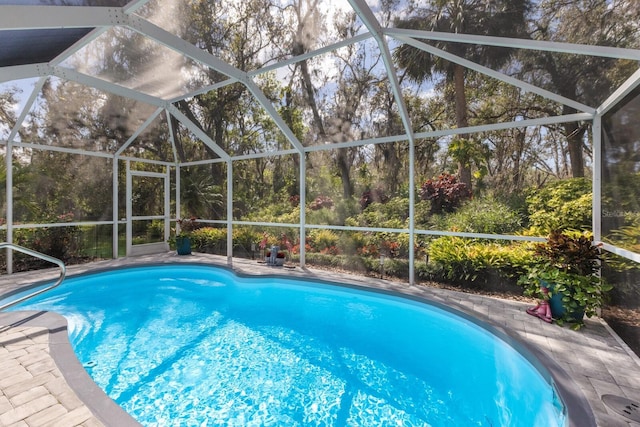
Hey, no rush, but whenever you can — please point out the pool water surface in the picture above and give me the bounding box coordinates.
[7,264,565,426]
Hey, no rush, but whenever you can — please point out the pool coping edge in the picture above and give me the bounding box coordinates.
[0,310,141,427]
[1,258,599,427]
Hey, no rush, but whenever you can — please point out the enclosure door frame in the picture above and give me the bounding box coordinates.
[125,161,171,256]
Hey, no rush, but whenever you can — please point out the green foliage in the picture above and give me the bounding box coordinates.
[438,196,523,234]
[346,197,409,228]
[189,227,227,253]
[428,236,533,282]
[525,178,592,234]
[517,231,612,328]
[447,137,489,182]
[413,200,433,228]
[606,222,640,269]
[244,204,300,224]
[14,212,80,261]
[307,229,340,252]
[147,220,164,240]
[300,253,410,278]
[232,227,264,253]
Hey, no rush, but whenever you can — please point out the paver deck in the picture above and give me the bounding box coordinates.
[1,253,639,426]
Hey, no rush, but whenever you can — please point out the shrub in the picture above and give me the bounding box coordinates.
[232,227,263,253]
[308,195,334,210]
[419,173,472,214]
[360,188,389,210]
[308,229,340,252]
[428,236,534,282]
[532,230,601,276]
[15,212,81,262]
[346,197,409,227]
[300,253,410,278]
[147,220,164,239]
[439,196,523,234]
[525,178,592,234]
[190,227,227,253]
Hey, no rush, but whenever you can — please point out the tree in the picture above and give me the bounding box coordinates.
[393,0,531,188]
[520,0,640,178]
[0,87,18,138]
[286,1,364,199]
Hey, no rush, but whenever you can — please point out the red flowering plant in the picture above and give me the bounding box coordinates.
[176,216,198,236]
[281,233,294,261]
[259,232,269,251]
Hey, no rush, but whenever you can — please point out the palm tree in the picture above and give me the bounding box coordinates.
[393,0,531,188]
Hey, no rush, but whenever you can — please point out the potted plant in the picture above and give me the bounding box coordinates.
[175,216,198,255]
[518,230,612,329]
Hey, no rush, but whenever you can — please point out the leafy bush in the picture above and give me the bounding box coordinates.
[428,236,534,282]
[308,229,340,253]
[308,195,334,210]
[232,227,264,253]
[419,173,472,214]
[346,197,409,227]
[242,202,300,224]
[533,230,601,276]
[300,253,410,278]
[439,196,522,234]
[146,220,164,239]
[414,200,433,228]
[360,188,389,210]
[190,227,227,253]
[526,178,592,234]
[14,212,81,262]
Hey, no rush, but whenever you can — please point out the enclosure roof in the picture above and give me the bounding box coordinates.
[1,0,640,162]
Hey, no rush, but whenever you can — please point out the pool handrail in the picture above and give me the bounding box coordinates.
[0,242,66,310]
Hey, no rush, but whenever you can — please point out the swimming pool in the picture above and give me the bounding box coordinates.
[6,264,566,426]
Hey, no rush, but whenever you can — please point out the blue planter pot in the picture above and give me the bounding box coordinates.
[547,285,585,322]
[176,236,192,255]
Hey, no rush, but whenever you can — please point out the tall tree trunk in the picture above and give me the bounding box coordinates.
[562,106,585,177]
[297,56,354,199]
[337,148,353,198]
[453,64,472,188]
[512,128,526,190]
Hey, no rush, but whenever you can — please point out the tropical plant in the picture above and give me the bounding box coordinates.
[525,178,592,234]
[419,173,471,214]
[518,230,612,328]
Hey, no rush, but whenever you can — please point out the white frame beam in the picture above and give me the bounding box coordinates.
[385,28,640,61]
[391,34,597,115]
[348,0,418,284]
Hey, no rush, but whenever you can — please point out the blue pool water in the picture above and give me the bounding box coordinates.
[7,265,565,426]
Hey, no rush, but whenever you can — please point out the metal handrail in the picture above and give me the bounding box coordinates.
[0,242,66,310]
